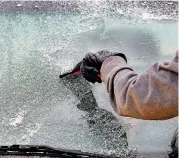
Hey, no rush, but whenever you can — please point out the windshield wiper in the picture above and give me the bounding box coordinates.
[0,145,113,157]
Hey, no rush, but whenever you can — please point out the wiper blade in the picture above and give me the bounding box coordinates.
[0,145,112,157]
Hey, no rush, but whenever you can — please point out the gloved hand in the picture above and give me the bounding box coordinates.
[80,50,127,83]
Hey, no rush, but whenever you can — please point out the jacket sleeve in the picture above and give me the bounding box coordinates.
[100,53,178,120]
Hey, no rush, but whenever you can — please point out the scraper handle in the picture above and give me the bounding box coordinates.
[59,60,101,79]
[59,72,73,78]
[72,70,102,78]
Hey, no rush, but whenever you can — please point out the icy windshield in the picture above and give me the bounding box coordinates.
[0,1,178,157]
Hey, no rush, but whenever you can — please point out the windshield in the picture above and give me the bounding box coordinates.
[0,1,178,157]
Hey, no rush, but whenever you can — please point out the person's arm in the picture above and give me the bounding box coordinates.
[101,53,178,120]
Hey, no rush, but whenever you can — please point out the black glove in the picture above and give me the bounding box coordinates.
[80,50,127,83]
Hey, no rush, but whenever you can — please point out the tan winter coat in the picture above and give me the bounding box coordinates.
[101,53,178,120]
